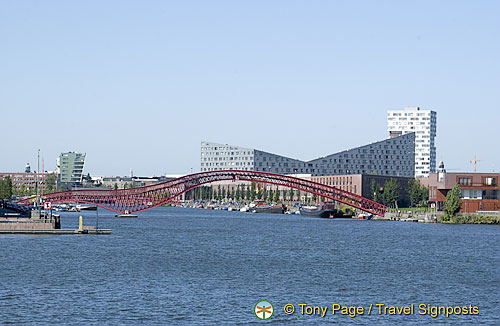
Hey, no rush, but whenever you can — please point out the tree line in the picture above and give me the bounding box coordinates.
[184,182,320,204]
[370,178,429,209]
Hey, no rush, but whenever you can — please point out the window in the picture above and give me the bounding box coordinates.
[458,177,471,186]
[484,177,497,186]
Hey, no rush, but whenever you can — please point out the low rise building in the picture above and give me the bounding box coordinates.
[0,172,47,189]
[422,162,500,213]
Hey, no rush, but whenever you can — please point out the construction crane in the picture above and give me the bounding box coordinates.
[470,155,484,173]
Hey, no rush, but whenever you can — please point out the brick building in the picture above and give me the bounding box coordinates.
[422,162,500,213]
[0,172,47,189]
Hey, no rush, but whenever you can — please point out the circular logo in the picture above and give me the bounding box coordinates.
[254,300,274,320]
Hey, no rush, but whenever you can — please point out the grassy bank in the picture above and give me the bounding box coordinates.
[442,214,500,225]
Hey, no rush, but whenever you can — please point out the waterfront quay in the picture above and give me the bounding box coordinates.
[0,211,111,235]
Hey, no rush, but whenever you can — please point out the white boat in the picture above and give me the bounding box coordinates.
[76,204,97,211]
[115,214,138,218]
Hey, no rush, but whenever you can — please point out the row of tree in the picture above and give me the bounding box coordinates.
[369,178,429,209]
[184,183,319,204]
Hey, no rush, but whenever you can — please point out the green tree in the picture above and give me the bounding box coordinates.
[250,182,256,201]
[288,188,294,202]
[408,179,420,207]
[370,179,383,203]
[44,173,57,193]
[19,184,27,196]
[0,176,13,200]
[274,188,280,202]
[235,186,241,201]
[419,184,429,206]
[312,193,317,204]
[382,178,400,208]
[442,183,462,221]
[295,189,300,202]
[267,189,273,202]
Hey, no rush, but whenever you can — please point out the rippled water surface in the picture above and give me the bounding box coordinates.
[1,207,499,325]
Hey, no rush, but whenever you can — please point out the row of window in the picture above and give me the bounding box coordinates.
[458,177,497,186]
[202,157,251,161]
[202,162,253,167]
[201,151,253,156]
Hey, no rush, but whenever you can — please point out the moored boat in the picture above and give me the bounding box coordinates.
[357,213,373,220]
[0,200,30,218]
[115,214,138,218]
[76,204,97,211]
[299,202,338,218]
[250,201,286,214]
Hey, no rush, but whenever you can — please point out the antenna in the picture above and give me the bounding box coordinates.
[470,155,484,173]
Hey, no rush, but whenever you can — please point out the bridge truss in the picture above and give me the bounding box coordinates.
[18,170,388,216]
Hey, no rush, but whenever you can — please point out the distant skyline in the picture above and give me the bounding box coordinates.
[1,1,499,176]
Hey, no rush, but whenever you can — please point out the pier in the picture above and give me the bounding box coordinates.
[0,215,111,235]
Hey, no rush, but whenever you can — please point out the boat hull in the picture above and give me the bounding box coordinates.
[251,204,286,214]
[299,203,338,218]
[299,209,337,218]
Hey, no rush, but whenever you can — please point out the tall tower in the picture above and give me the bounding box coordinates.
[387,107,437,178]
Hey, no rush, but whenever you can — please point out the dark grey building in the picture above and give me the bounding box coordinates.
[201,133,415,178]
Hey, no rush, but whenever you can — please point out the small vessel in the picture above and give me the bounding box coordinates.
[357,213,373,220]
[115,214,138,218]
[115,210,138,218]
[299,202,338,218]
[76,204,97,211]
[53,204,69,211]
[250,201,286,214]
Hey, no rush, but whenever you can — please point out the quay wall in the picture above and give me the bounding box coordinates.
[0,218,56,230]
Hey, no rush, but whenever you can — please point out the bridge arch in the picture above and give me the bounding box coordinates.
[17,170,388,216]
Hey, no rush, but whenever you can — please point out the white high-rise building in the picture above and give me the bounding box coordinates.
[387,107,437,178]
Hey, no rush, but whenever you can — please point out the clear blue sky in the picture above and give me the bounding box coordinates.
[1,1,499,176]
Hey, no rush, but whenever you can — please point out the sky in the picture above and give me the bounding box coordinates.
[1,1,499,176]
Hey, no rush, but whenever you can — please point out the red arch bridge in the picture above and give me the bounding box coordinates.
[17,170,388,216]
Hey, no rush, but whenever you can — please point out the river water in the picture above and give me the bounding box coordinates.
[0,207,498,325]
